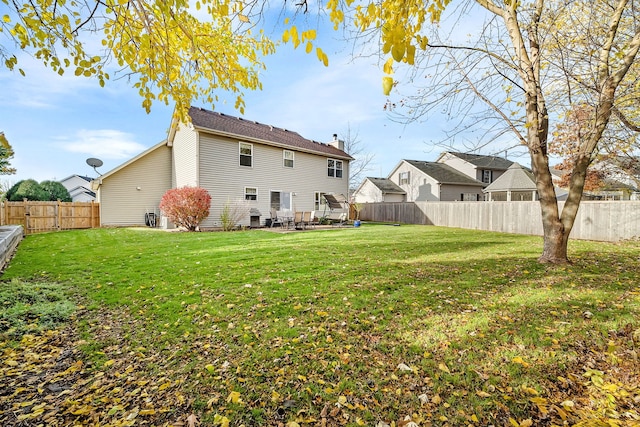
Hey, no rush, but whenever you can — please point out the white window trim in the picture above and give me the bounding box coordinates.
[244,187,258,201]
[239,142,253,167]
[314,191,327,210]
[328,158,343,178]
[283,150,294,168]
[399,171,410,185]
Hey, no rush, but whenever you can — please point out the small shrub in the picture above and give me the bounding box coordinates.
[159,186,211,231]
[220,198,250,231]
[40,180,72,202]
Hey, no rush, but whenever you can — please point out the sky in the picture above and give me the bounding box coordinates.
[0,4,527,188]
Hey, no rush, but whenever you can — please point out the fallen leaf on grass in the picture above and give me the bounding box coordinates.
[511,356,530,368]
[227,390,242,404]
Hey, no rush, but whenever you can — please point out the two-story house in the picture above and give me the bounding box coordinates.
[93,107,353,228]
[436,151,514,184]
[387,159,486,202]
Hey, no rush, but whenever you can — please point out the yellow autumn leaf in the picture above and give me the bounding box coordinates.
[476,390,491,398]
[213,413,230,427]
[438,362,451,374]
[512,356,530,368]
[383,57,394,74]
[337,395,347,405]
[158,381,172,391]
[238,14,249,23]
[227,390,242,404]
[382,76,394,95]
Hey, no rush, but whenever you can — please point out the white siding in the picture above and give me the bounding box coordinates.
[385,193,406,202]
[172,124,198,187]
[389,163,441,202]
[197,134,349,227]
[353,180,383,203]
[438,153,476,179]
[99,145,172,226]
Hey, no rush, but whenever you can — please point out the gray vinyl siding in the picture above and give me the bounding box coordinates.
[438,153,476,179]
[172,124,198,187]
[99,144,172,226]
[197,133,349,227]
[390,163,441,202]
[440,184,484,201]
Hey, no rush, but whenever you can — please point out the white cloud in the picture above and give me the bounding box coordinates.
[58,129,146,160]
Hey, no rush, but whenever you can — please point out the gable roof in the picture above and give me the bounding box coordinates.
[404,160,485,186]
[366,177,406,194]
[60,174,92,184]
[483,162,536,192]
[187,107,353,160]
[92,140,169,188]
[444,152,514,170]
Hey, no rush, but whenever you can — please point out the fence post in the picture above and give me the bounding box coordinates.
[57,199,61,230]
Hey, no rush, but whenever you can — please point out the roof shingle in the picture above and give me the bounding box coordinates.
[189,107,352,160]
[366,177,406,194]
[405,160,485,186]
[447,152,514,170]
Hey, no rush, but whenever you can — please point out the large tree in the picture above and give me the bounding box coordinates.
[327,0,640,263]
[1,0,327,120]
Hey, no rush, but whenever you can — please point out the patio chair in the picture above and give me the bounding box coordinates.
[294,211,305,229]
[269,210,284,228]
[302,211,314,229]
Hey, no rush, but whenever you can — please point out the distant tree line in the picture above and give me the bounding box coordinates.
[4,180,72,202]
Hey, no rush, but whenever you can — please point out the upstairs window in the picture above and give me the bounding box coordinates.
[482,170,492,183]
[328,159,343,178]
[284,150,294,168]
[240,142,253,167]
[399,171,410,185]
[245,187,257,201]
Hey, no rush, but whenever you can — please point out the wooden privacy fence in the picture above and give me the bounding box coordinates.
[360,201,640,242]
[1,200,100,234]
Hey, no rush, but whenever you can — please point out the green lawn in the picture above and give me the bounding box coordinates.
[1,225,639,426]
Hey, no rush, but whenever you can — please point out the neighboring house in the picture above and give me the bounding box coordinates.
[388,159,485,202]
[437,151,514,184]
[59,175,96,202]
[584,179,639,201]
[484,162,569,201]
[353,177,406,203]
[93,107,353,228]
